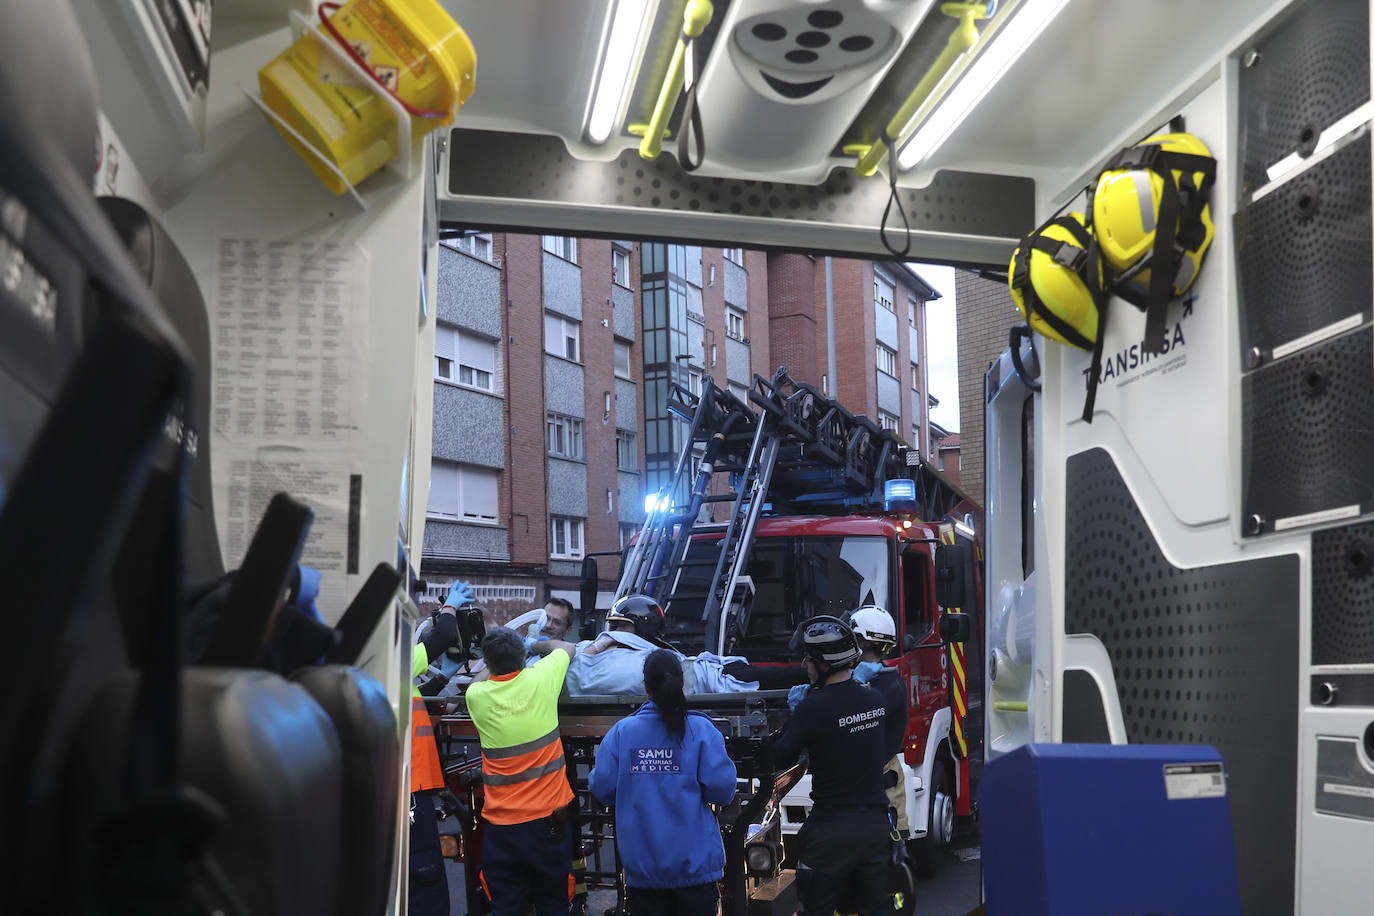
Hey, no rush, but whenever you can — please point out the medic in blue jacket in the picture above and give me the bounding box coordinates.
[589,649,738,915]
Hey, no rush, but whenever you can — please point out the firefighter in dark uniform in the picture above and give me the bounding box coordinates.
[767,616,893,915]
[848,605,912,838]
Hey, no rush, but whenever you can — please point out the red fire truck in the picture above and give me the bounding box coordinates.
[615,367,985,875]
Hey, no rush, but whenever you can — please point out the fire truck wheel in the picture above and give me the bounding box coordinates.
[912,760,954,877]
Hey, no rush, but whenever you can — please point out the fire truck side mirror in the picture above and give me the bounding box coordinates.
[902,633,918,652]
[939,613,972,644]
[934,542,972,609]
[579,556,599,640]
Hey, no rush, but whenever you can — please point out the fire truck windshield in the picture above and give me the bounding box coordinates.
[663,534,893,660]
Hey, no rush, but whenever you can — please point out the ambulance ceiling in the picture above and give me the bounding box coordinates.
[435,0,1279,264]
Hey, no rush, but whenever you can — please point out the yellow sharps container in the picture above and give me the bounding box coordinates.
[259,0,475,194]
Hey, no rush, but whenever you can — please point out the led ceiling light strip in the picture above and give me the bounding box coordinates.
[897,0,1071,171]
[586,0,656,144]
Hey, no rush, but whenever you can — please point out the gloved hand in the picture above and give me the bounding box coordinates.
[787,683,812,711]
[524,636,540,653]
[444,580,474,609]
[853,660,884,684]
[527,617,543,640]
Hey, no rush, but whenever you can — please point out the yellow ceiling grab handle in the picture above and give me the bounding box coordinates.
[848,2,985,179]
[628,0,714,161]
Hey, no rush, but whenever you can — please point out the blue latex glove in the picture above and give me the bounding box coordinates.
[853,661,884,684]
[527,618,543,639]
[524,636,540,652]
[444,579,474,609]
[787,683,812,711]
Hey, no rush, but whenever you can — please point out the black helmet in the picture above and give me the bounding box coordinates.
[606,594,666,641]
[792,615,860,669]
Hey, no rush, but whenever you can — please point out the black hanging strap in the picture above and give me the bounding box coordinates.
[676,32,705,171]
[879,130,912,257]
[1080,185,1111,422]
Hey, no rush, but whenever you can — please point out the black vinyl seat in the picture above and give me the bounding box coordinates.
[68,667,345,915]
[293,663,401,916]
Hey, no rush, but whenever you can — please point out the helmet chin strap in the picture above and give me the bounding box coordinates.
[818,662,854,686]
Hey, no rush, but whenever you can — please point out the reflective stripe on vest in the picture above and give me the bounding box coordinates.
[479,725,571,821]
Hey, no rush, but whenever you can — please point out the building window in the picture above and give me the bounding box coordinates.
[874,271,895,313]
[912,424,920,446]
[427,461,499,523]
[544,313,581,362]
[612,247,631,286]
[614,339,632,379]
[726,307,745,342]
[877,343,897,377]
[435,326,497,392]
[688,366,703,396]
[908,298,917,328]
[616,429,637,470]
[449,232,493,261]
[547,412,585,460]
[619,523,640,550]
[551,516,585,559]
[879,410,900,432]
[911,363,919,391]
[722,247,743,265]
[542,235,577,263]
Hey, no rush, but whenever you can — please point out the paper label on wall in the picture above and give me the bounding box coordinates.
[212,238,368,445]
[1163,762,1226,800]
[217,449,361,615]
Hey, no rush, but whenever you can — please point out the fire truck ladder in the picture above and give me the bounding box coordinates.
[614,377,763,606]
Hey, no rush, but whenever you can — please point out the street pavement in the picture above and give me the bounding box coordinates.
[443,830,983,915]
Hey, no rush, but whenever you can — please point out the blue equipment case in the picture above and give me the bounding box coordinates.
[981,743,1242,916]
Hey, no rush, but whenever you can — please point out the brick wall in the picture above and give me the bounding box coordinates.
[745,249,772,381]
[831,258,876,417]
[954,269,1021,506]
[765,253,819,384]
[503,233,550,566]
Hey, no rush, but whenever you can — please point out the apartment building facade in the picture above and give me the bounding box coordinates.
[765,255,941,459]
[421,235,939,620]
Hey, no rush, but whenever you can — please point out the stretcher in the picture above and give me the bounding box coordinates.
[434,688,802,916]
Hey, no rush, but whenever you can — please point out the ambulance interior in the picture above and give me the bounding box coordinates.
[1,0,1370,914]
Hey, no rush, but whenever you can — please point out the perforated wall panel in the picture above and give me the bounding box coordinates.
[1312,521,1374,666]
[1064,448,1298,916]
[444,129,1033,259]
[1241,326,1374,534]
[1237,0,1369,193]
[1235,135,1372,357]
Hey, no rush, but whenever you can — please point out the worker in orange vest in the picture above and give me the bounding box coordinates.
[465,625,579,915]
[408,580,472,915]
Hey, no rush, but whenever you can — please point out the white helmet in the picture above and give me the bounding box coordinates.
[848,606,896,649]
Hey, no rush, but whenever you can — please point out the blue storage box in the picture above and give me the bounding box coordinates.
[981,743,1241,916]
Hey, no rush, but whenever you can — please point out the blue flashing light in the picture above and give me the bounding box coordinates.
[644,491,668,514]
[884,478,917,513]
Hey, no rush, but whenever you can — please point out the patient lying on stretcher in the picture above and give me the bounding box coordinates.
[425,605,763,697]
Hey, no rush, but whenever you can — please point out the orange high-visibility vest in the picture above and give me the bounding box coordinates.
[464,650,574,825]
[411,644,445,793]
